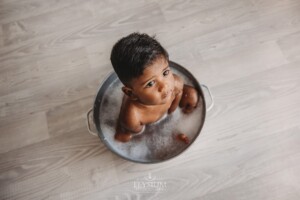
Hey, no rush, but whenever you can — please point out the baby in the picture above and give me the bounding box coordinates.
[110,33,198,142]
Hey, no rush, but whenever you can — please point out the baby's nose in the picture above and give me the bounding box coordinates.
[158,82,168,93]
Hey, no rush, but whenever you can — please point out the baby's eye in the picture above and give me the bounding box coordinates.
[146,80,155,88]
[163,70,170,77]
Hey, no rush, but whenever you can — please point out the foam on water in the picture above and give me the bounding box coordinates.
[98,71,205,162]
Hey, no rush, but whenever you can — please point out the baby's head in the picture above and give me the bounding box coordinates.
[110,33,175,105]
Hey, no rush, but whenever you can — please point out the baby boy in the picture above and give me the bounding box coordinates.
[110,33,198,142]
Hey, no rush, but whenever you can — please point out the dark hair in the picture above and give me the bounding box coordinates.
[110,32,169,85]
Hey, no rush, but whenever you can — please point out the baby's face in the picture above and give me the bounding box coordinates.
[129,57,175,105]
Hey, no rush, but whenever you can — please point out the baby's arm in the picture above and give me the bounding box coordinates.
[115,124,132,142]
[115,108,144,142]
[179,85,199,114]
[168,74,184,114]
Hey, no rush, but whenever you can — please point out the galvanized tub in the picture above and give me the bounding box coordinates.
[87,61,213,163]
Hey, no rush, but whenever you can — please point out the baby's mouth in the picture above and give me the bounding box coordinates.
[162,89,173,99]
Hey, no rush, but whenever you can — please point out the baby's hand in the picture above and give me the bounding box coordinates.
[115,132,132,142]
[179,85,198,114]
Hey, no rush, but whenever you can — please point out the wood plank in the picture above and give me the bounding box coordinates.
[0,167,70,200]
[0,0,78,24]
[207,61,300,121]
[278,31,300,62]
[150,0,257,47]
[165,1,300,77]
[0,48,89,96]
[199,166,300,200]
[0,153,118,200]
[0,26,3,46]
[46,95,94,138]
[157,0,255,22]
[1,1,164,47]
[0,65,111,125]
[0,112,49,154]
[187,41,287,87]
[1,2,94,46]
[250,0,300,13]
[0,126,106,186]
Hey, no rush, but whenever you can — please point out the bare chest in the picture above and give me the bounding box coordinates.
[139,97,174,125]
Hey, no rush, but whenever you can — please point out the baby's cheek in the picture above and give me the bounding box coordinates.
[144,92,160,102]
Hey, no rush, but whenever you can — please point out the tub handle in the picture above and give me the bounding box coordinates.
[86,108,98,136]
[201,84,214,112]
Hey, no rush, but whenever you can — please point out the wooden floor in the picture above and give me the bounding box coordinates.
[1,0,300,199]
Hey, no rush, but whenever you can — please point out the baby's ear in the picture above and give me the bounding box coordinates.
[122,86,138,100]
